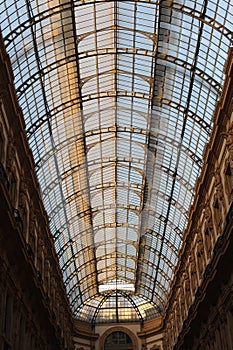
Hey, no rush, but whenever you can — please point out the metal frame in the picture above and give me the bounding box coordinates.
[1,0,232,324]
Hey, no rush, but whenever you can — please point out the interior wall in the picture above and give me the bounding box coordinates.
[162,47,233,350]
[73,318,164,350]
[0,32,74,350]
[138,318,164,350]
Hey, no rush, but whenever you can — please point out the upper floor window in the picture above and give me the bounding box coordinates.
[104,331,133,350]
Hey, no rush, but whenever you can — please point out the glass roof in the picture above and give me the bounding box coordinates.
[1,0,232,323]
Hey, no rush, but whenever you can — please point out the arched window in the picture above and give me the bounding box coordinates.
[104,331,133,350]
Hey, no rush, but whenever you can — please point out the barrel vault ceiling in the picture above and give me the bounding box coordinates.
[0,0,232,323]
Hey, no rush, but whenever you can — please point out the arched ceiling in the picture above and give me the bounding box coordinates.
[1,0,232,323]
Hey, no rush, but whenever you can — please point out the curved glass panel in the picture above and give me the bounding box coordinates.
[1,0,232,323]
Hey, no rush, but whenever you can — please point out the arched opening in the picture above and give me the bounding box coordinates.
[104,331,133,350]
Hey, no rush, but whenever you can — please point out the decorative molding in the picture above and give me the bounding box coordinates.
[99,326,139,350]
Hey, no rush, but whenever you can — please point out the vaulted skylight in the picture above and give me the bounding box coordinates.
[1,0,232,323]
